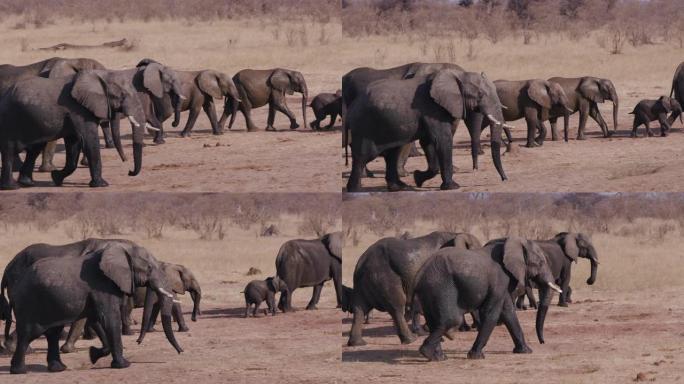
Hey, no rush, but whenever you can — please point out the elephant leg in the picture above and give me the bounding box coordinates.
[466,113,483,170]
[644,120,654,137]
[38,141,58,172]
[589,104,610,137]
[101,121,115,148]
[327,113,338,130]
[515,294,527,310]
[346,149,372,192]
[284,289,295,312]
[577,103,590,140]
[413,138,439,188]
[536,119,548,146]
[147,303,161,332]
[153,123,166,144]
[80,124,108,188]
[88,320,111,364]
[550,117,560,141]
[332,263,343,308]
[566,286,573,303]
[10,323,42,374]
[0,142,20,190]
[499,297,532,354]
[658,114,671,137]
[396,143,412,178]
[244,304,251,318]
[180,107,201,137]
[631,119,641,138]
[240,100,259,132]
[467,299,504,359]
[98,306,128,369]
[50,135,81,187]
[306,283,324,310]
[419,327,447,361]
[202,99,221,135]
[389,305,416,345]
[60,318,86,353]
[17,144,44,187]
[347,304,368,346]
[271,95,298,130]
[384,146,409,192]
[45,326,67,372]
[434,128,458,190]
[527,287,538,309]
[524,110,539,148]
[253,302,261,317]
[266,104,277,131]
[559,268,571,307]
[11,152,23,172]
[121,298,134,336]
[172,302,189,332]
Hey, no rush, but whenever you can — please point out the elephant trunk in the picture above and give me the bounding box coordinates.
[189,288,201,321]
[587,246,599,285]
[137,287,156,345]
[610,87,619,132]
[159,294,183,354]
[171,93,182,128]
[487,112,508,181]
[301,84,308,130]
[535,284,553,344]
[128,120,144,177]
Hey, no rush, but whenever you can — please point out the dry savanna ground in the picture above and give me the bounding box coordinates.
[0,16,342,192]
[341,218,684,383]
[0,214,342,383]
[340,33,684,192]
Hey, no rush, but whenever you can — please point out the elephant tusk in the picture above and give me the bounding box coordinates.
[487,114,502,126]
[500,105,509,110]
[179,94,187,100]
[158,287,175,298]
[128,116,141,128]
[547,282,563,294]
[503,124,515,130]
[566,107,573,113]
[592,259,600,265]
[145,123,161,132]
[173,299,182,304]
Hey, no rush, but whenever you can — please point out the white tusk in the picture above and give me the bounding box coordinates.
[547,282,563,294]
[487,114,502,126]
[145,123,160,132]
[566,107,573,113]
[179,94,187,100]
[128,116,141,128]
[500,105,509,110]
[503,124,515,130]
[173,299,182,304]
[158,287,175,298]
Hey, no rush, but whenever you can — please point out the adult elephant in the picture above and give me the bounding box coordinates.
[136,59,241,139]
[345,69,509,192]
[1,241,182,373]
[0,57,107,172]
[0,70,149,189]
[484,79,572,148]
[275,232,342,312]
[547,76,619,141]
[346,231,481,346]
[342,62,465,176]
[669,62,684,125]
[414,237,561,361]
[220,68,308,132]
[517,232,598,309]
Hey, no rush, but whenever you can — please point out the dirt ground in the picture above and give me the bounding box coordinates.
[0,17,342,193]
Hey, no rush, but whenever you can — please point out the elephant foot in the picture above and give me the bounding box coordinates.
[398,168,409,178]
[513,345,533,354]
[110,358,131,369]
[38,164,57,173]
[305,304,318,310]
[525,142,540,148]
[440,181,460,191]
[477,148,485,155]
[411,325,429,336]
[9,364,27,375]
[444,328,457,340]
[178,325,190,332]
[399,333,417,345]
[606,131,614,138]
[89,178,109,188]
[458,323,471,332]
[60,343,75,354]
[51,171,66,186]
[265,126,276,132]
[630,132,638,138]
[47,359,67,372]
[347,337,367,347]
[647,132,654,137]
[576,135,587,141]
[89,347,108,363]
[80,157,89,167]
[153,137,166,144]
[467,350,485,360]
[309,122,317,130]
[1,180,21,190]
[387,180,410,192]
[17,175,34,187]
[146,327,157,333]
[661,132,668,137]
[179,131,191,138]
[290,122,300,130]
[413,170,436,188]
[104,141,116,149]
[419,343,446,362]
[558,302,569,307]
[122,328,135,336]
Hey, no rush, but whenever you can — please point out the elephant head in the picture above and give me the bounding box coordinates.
[579,77,619,132]
[41,57,106,78]
[142,62,186,127]
[97,244,183,354]
[404,62,464,79]
[429,69,508,181]
[321,232,343,262]
[267,68,308,129]
[71,70,147,177]
[192,70,240,132]
[553,232,599,285]
[528,80,572,112]
[433,231,482,250]
[162,263,202,322]
[267,276,287,293]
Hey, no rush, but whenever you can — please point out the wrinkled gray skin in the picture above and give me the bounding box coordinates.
[0,57,106,173]
[275,232,342,312]
[342,62,465,177]
[221,68,308,132]
[415,237,560,361]
[482,79,571,148]
[547,77,619,141]
[516,232,599,310]
[346,232,481,346]
[1,239,182,374]
[669,62,684,125]
[0,70,148,190]
[629,96,683,138]
[345,69,508,192]
[243,276,287,317]
[309,90,341,130]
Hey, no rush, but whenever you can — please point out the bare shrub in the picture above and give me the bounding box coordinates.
[260,224,280,237]
[119,38,140,52]
[607,24,626,54]
[299,212,335,237]
[246,267,262,276]
[65,212,97,240]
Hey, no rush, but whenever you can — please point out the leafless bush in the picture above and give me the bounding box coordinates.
[607,25,626,54]
[65,212,97,240]
[246,267,262,276]
[260,224,280,237]
[119,38,140,52]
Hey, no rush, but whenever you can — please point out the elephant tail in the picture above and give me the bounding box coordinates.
[1,274,11,341]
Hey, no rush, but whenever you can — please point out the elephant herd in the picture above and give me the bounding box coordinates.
[0,232,342,374]
[343,231,598,361]
[343,61,684,192]
[0,56,342,190]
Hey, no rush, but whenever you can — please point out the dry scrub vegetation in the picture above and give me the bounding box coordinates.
[342,193,684,292]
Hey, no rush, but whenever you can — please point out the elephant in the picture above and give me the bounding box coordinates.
[135,60,241,139]
[1,241,183,373]
[483,79,572,148]
[345,69,509,192]
[547,76,619,141]
[342,62,466,177]
[0,57,107,172]
[243,276,288,317]
[346,231,482,346]
[0,70,149,190]
[275,232,342,312]
[414,237,562,361]
[220,68,308,132]
[516,232,599,310]
[669,61,684,125]
[629,96,683,138]
[309,90,341,130]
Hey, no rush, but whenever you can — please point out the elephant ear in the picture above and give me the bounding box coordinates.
[43,60,77,78]
[197,70,224,99]
[659,96,673,113]
[579,79,605,104]
[502,237,527,292]
[142,63,164,98]
[99,245,134,295]
[163,263,186,294]
[527,80,552,109]
[557,232,579,262]
[429,70,464,119]
[268,69,294,95]
[321,232,343,261]
[403,63,421,79]
[71,71,110,120]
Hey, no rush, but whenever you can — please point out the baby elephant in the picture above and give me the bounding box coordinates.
[630,96,683,138]
[309,90,341,130]
[243,276,287,317]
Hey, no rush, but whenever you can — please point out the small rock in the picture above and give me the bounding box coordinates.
[246,267,261,276]
[634,372,648,382]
